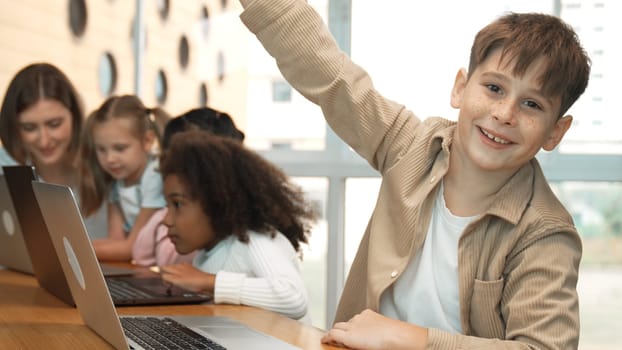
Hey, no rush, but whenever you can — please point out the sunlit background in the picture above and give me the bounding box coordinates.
[1,1,620,349]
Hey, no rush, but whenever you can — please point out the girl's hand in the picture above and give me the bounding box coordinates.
[159,263,216,294]
[93,239,133,262]
[321,309,428,350]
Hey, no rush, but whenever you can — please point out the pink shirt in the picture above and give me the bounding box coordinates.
[131,208,196,266]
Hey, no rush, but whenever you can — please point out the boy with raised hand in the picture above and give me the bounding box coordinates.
[237,0,590,349]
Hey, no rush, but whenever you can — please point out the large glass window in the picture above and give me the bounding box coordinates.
[243,1,622,346]
[560,1,622,155]
[551,182,622,348]
[292,177,328,329]
[344,178,380,274]
[244,0,329,151]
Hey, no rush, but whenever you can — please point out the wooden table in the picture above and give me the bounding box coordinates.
[0,267,342,349]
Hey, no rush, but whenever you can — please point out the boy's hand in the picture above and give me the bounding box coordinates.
[321,309,427,350]
[159,263,215,294]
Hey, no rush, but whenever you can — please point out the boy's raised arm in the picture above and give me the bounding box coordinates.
[239,0,420,172]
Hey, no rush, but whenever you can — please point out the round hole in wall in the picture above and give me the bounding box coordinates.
[155,69,168,105]
[68,0,88,38]
[201,6,210,39]
[98,52,117,96]
[199,83,208,107]
[157,0,170,21]
[217,51,226,83]
[178,35,190,70]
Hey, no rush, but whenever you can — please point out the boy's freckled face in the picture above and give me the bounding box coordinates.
[162,174,216,255]
[451,49,572,174]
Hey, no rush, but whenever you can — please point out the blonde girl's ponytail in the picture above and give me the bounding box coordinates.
[145,107,172,154]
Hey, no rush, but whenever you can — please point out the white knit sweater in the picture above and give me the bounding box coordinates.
[193,231,310,322]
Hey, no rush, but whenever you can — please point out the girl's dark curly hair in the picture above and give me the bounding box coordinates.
[162,107,245,149]
[159,130,316,253]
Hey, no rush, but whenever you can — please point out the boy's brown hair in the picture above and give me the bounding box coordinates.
[468,12,591,117]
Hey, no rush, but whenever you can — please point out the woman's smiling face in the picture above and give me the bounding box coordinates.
[18,98,73,167]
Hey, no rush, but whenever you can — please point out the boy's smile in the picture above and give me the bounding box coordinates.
[450,48,572,176]
[479,127,511,145]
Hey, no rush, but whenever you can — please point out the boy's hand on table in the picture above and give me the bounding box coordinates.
[322,309,427,350]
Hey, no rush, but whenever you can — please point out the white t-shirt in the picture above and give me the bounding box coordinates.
[380,183,475,333]
[109,157,165,233]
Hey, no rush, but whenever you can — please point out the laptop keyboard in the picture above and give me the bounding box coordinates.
[121,317,227,350]
[107,278,155,301]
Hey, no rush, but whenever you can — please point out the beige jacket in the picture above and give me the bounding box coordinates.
[241,1,582,349]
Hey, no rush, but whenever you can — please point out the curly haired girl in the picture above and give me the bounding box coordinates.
[159,129,316,322]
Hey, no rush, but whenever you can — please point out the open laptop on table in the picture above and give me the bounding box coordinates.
[0,174,34,274]
[33,180,300,350]
[4,165,209,306]
[1,171,130,277]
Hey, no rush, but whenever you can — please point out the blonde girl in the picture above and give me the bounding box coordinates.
[79,95,170,262]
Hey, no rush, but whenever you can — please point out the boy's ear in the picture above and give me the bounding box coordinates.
[450,68,468,109]
[542,115,573,151]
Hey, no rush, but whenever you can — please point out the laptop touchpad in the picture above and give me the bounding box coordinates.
[198,326,257,338]
[197,327,297,350]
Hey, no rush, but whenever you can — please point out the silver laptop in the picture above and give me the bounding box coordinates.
[1,172,128,277]
[9,165,211,307]
[1,165,140,306]
[32,180,300,350]
[3,166,75,304]
[0,174,34,274]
